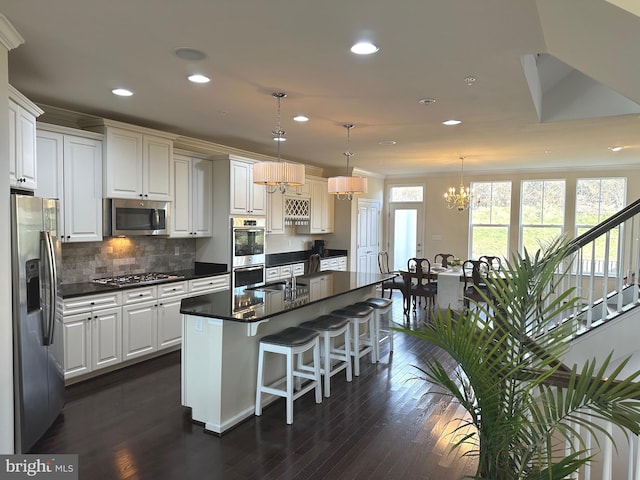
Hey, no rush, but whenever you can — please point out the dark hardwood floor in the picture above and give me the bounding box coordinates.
[33,292,476,479]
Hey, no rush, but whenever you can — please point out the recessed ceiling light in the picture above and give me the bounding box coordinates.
[188,74,211,84]
[112,88,133,97]
[608,146,624,152]
[293,115,309,122]
[442,119,462,126]
[378,140,397,145]
[464,76,477,86]
[174,47,206,61]
[418,98,436,105]
[350,42,379,55]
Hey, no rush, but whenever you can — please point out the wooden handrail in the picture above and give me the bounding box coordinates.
[569,197,640,252]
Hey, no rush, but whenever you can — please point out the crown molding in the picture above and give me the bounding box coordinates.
[0,15,24,51]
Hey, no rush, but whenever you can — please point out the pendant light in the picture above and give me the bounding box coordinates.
[253,92,305,194]
[328,124,367,200]
[444,156,474,211]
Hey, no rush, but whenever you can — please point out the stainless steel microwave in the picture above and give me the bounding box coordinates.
[103,198,170,236]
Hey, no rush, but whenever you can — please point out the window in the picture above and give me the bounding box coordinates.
[470,181,511,260]
[389,185,423,203]
[520,180,565,254]
[575,178,626,274]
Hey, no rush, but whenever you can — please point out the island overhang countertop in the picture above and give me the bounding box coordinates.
[180,271,395,323]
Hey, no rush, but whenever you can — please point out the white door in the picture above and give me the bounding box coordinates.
[356,200,381,273]
[389,203,424,271]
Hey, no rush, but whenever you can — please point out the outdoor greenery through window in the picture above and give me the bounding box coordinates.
[575,177,626,274]
[520,180,565,254]
[389,185,423,203]
[470,181,511,260]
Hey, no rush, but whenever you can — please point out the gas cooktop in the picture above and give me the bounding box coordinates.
[92,272,184,287]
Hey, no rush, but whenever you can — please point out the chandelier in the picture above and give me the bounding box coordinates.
[444,156,474,211]
[253,92,305,194]
[328,124,367,200]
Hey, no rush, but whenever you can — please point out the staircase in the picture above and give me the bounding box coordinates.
[545,197,640,480]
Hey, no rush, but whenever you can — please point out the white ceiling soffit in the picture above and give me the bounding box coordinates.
[536,0,640,108]
[606,0,640,18]
[522,53,640,123]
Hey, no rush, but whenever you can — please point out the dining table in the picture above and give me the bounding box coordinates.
[399,266,463,313]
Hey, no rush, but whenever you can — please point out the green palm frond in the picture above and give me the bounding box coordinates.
[397,237,640,479]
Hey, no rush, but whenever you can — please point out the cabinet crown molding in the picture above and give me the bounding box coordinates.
[80,118,179,140]
[0,15,24,50]
[9,85,44,117]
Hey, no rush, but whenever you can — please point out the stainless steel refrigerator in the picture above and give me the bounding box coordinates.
[11,194,64,453]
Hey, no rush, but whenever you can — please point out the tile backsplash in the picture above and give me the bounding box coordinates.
[60,237,196,284]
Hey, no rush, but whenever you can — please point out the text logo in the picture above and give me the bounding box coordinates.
[0,455,78,480]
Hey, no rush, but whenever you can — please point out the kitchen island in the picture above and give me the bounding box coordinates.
[180,270,392,434]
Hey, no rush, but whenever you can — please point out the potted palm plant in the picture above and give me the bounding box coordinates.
[399,238,640,479]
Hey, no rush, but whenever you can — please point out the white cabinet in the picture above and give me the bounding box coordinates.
[61,292,122,380]
[309,274,333,301]
[320,256,347,272]
[171,152,212,238]
[266,193,285,234]
[36,125,103,243]
[83,119,175,200]
[265,263,305,281]
[60,276,227,382]
[229,158,266,215]
[9,85,43,190]
[122,298,158,361]
[297,176,334,234]
[188,274,230,294]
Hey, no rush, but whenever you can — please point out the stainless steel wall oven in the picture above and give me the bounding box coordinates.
[231,217,265,287]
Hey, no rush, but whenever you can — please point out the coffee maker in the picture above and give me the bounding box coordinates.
[313,239,326,257]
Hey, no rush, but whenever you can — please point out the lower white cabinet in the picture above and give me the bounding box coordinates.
[157,294,187,349]
[320,256,347,272]
[122,298,158,361]
[62,305,121,379]
[265,263,305,281]
[188,274,230,294]
[61,276,227,382]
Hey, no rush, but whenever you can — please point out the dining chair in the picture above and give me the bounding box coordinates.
[434,253,455,268]
[403,258,436,314]
[462,259,491,309]
[308,253,321,273]
[378,251,405,299]
[479,255,502,272]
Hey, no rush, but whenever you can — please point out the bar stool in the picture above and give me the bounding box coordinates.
[255,327,322,425]
[300,314,352,397]
[356,297,394,362]
[332,304,376,376]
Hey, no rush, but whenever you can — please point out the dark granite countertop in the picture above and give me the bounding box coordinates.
[180,271,393,323]
[266,249,347,268]
[59,262,229,299]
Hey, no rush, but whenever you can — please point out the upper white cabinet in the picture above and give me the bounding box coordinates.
[297,176,334,234]
[266,193,285,234]
[9,85,43,190]
[36,124,103,243]
[230,158,266,215]
[83,119,176,200]
[211,155,266,216]
[171,152,212,238]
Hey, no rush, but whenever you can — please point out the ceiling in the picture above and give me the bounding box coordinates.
[3,0,640,176]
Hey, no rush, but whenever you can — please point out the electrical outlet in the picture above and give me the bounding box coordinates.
[174,246,179,256]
